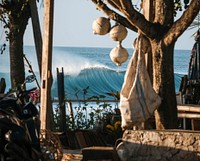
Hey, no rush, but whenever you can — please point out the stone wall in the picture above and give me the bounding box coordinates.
[116,130,200,161]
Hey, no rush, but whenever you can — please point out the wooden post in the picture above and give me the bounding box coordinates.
[142,0,154,82]
[57,67,67,131]
[67,101,75,129]
[0,78,6,94]
[29,0,43,76]
[40,0,54,130]
[141,0,154,129]
[142,0,154,22]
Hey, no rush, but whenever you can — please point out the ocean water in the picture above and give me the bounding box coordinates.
[0,46,191,100]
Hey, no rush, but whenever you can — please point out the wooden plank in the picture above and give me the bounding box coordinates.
[177,104,200,113]
[178,113,200,119]
[75,131,87,148]
[40,0,54,130]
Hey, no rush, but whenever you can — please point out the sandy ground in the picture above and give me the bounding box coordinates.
[62,149,82,161]
[61,149,114,161]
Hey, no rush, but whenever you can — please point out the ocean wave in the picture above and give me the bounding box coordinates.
[52,67,125,100]
[1,69,183,98]
[52,69,183,100]
[0,46,188,98]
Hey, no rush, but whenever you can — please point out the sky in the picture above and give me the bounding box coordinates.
[23,0,198,50]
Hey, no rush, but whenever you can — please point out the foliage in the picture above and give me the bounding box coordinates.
[0,0,30,54]
[174,0,190,12]
[53,96,118,130]
[52,86,122,142]
[188,14,200,30]
[0,44,6,55]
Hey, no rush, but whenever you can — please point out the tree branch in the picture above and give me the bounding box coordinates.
[119,0,158,39]
[119,0,135,15]
[164,0,200,46]
[91,0,137,32]
[0,15,9,29]
[105,0,121,11]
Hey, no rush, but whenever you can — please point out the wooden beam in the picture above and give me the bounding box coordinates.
[142,0,154,22]
[29,0,43,76]
[142,0,154,82]
[178,113,200,119]
[40,0,54,130]
[142,0,154,129]
[177,104,200,113]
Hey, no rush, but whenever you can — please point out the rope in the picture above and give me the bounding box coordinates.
[198,12,200,29]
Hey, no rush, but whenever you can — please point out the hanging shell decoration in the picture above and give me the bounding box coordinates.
[92,17,111,35]
[109,24,128,41]
[109,43,129,66]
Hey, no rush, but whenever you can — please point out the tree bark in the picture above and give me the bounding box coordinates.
[9,31,25,88]
[90,0,200,130]
[151,41,178,129]
[9,4,30,89]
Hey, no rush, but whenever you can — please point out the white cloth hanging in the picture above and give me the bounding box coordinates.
[120,35,161,129]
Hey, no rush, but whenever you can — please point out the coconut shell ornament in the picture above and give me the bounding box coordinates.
[109,24,128,41]
[92,17,111,35]
[110,43,129,66]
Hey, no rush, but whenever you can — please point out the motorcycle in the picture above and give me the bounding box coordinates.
[0,75,44,161]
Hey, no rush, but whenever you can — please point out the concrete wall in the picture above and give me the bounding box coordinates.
[116,130,200,161]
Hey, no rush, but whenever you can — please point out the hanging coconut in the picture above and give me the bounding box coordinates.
[109,24,128,41]
[92,17,111,35]
[109,43,129,66]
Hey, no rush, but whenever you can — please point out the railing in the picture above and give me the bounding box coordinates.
[177,104,200,118]
[177,104,200,130]
[52,99,200,130]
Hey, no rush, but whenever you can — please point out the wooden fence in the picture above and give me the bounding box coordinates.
[52,99,200,130]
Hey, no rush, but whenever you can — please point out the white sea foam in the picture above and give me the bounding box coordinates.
[52,51,111,76]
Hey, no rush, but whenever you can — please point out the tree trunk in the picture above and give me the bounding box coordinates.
[9,5,30,89]
[9,32,25,88]
[151,41,178,129]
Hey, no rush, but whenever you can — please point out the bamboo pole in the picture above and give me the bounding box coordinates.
[29,0,43,76]
[177,104,200,113]
[178,113,200,119]
[40,0,54,130]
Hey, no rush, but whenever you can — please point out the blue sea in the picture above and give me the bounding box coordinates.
[0,46,191,100]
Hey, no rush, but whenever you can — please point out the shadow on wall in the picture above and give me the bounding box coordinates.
[116,130,200,161]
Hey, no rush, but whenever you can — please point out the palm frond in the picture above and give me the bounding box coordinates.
[188,14,200,30]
